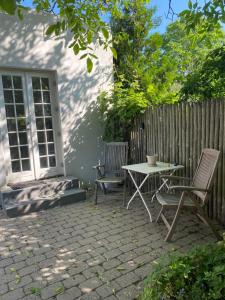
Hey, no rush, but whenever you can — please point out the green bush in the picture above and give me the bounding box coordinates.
[140,237,225,300]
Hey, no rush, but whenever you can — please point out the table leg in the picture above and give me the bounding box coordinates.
[151,170,176,202]
[126,171,152,222]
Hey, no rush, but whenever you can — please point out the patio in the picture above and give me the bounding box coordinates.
[0,192,219,300]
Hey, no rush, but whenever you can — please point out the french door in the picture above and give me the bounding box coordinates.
[0,71,62,183]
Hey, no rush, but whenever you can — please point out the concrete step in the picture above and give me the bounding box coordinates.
[2,176,79,203]
[2,188,86,218]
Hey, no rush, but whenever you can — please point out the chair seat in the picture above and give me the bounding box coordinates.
[96,176,125,184]
[156,193,194,207]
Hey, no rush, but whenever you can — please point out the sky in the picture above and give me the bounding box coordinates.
[22,0,202,33]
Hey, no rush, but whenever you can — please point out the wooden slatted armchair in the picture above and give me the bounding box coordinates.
[93,142,128,206]
[156,148,222,242]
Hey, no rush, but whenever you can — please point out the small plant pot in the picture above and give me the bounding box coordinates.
[146,155,158,166]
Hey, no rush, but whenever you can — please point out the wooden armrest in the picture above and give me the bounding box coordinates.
[160,175,191,181]
[92,164,105,169]
[169,185,208,192]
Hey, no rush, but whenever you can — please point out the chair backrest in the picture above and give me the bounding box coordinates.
[104,142,128,177]
[192,148,220,204]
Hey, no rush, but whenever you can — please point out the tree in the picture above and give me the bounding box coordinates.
[181,46,225,101]
[0,0,124,72]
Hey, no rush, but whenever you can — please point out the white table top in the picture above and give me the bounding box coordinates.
[122,161,184,175]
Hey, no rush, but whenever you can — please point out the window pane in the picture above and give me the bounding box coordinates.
[17,118,26,131]
[48,143,55,155]
[49,156,56,167]
[12,160,21,172]
[32,77,41,90]
[10,147,19,159]
[44,105,52,116]
[8,133,18,146]
[35,105,43,117]
[22,159,30,171]
[7,119,16,132]
[43,91,50,103]
[13,76,22,89]
[20,146,29,158]
[40,157,48,168]
[47,131,54,142]
[38,144,47,156]
[37,131,46,143]
[45,118,52,129]
[14,90,24,103]
[16,105,25,117]
[4,90,14,103]
[2,75,12,89]
[19,132,28,145]
[5,105,15,118]
[33,91,42,103]
[41,78,49,90]
[36,118,44,130]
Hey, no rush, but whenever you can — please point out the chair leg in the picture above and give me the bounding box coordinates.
[123,176,127,207]
[165,192,185,242]
[156,206,164,223]
[194,203,222,241]
[94,182,98,205]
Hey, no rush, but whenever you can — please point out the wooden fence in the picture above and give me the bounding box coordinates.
[130,100,225,225]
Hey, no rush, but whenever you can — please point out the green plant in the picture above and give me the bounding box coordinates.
[98,75,149,141]
[140,236,225,300]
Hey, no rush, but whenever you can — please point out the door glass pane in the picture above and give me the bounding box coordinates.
[13,76,22,89]
[14,90,24,103]
[33,91,42,103]
[7,119,16,132]
[32,77,41,90]
[20,146,29,158]
[2,75,12,89]
[5,105,15,118]
[1,74,31,173]
[31,76,57,169]
[11,160,21,172]
[4,90,13,103]
[22,159,30,171]
[10,147,19,159]
[19,132,28,145]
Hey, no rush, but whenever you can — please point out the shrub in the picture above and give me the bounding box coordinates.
[140,237,225,300]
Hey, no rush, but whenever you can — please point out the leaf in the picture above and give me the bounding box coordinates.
[110,47,117,59]
[0,0,17,15]
[55,286,64,295]
[101,27,109,40]
[73,44,80,55]
[15,274,21,284]
[80,53,88,60]
[30,287,41,295]
[116,266,126,271]
[45,24,56,36]
[10,268,17,273]
[87,57,93,73]
[188,0,192,9]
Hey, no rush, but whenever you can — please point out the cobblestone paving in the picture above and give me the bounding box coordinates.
[0,193,221,300]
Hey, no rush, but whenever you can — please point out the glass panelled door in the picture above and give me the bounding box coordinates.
[0,71,61,182]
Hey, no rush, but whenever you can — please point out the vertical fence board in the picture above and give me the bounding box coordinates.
[131,100,225,224]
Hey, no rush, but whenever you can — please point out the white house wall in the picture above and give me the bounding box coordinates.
[0,12,113,184]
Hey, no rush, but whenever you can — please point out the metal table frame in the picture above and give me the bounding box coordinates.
[122,162,184,222]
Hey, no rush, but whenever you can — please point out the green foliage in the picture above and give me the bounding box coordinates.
[181,46,225,101]
[140,237,225,300]
[98,76,149,141]
[180,1,225,33]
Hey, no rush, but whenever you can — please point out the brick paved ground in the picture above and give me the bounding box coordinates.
[0,192,222,300]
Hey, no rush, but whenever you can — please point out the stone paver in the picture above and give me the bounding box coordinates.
[0,192,221,299]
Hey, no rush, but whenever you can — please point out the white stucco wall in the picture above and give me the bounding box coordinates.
[0,12,113,184]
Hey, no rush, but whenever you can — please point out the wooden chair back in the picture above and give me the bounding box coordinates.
[104,142,128,177]
[192,148,220,204]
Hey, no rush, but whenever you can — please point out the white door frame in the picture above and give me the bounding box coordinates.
[0,70,64,183]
